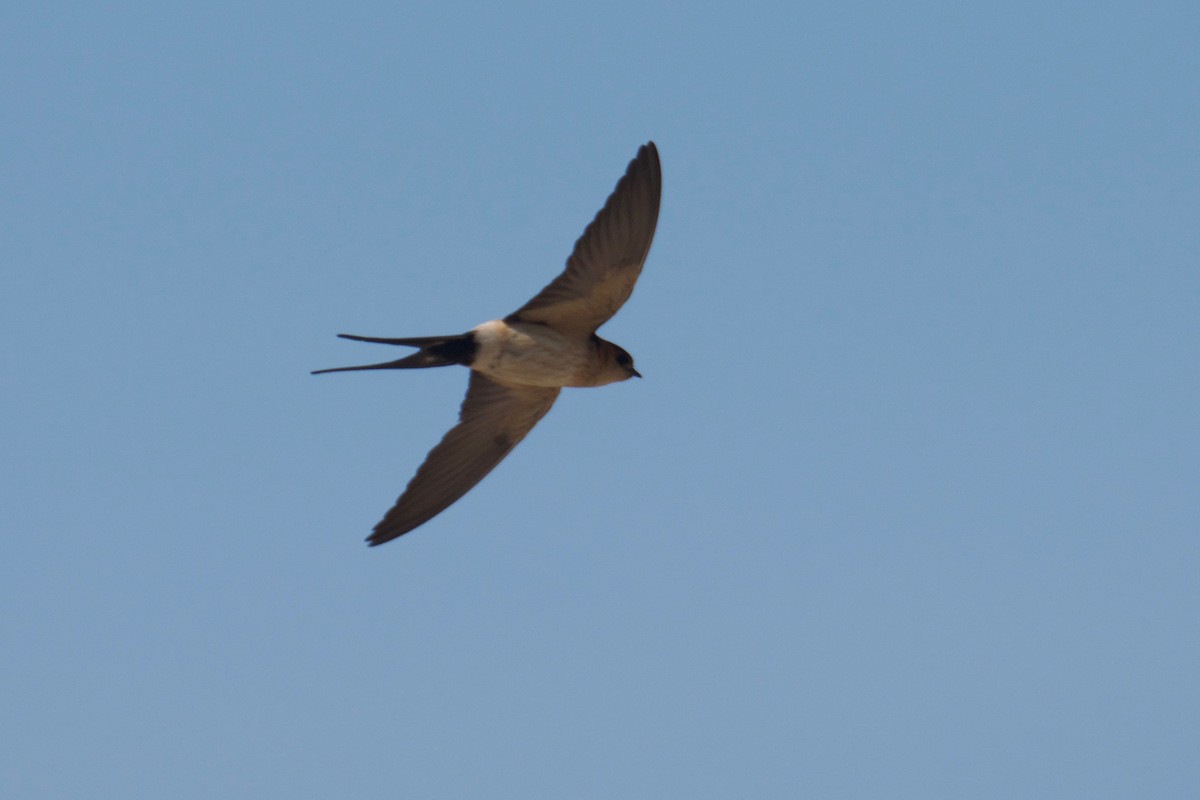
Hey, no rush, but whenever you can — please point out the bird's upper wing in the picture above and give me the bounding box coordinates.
[507,142,661,337]
[366,373,560,546]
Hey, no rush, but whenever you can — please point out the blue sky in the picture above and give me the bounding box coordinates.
[3,2,1198,797]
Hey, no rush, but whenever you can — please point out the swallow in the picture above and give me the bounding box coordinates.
[314,142,661,546]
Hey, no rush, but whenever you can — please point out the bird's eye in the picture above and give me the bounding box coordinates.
[617,353,630,366]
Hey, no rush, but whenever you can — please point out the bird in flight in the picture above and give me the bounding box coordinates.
[314,142,662,546]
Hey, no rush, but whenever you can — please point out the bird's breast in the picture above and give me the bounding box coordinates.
[470,320,594,388]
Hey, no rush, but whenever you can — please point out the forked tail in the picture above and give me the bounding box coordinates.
[312,333,476,375]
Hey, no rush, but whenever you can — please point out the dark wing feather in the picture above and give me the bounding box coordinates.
[366,373,559,545]
[508,142,661,336]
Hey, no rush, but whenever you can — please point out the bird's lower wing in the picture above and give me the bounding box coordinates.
[366,373,560,546]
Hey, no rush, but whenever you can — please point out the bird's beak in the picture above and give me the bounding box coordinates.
[630,368,642,379]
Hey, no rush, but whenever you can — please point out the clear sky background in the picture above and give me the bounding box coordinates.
[3,2,1198,797]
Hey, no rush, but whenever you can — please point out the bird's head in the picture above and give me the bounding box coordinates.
[593,337,641,384]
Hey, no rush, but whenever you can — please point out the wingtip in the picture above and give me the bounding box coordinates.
[365,530,390,547]
[365,526,405,547]
[639,140,659,163]
[635,141,662,189]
